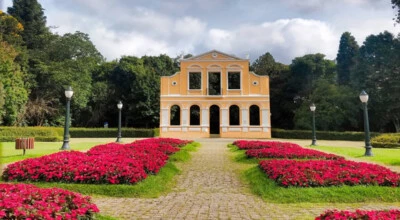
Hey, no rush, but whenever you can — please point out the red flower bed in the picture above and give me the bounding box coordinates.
[0,183,99,219]
[259,159,400,187]
[137,138,192,148]
[2,138,191,184]
[316,209,400,220]
[247,147,344,160]
[233,140,287,150]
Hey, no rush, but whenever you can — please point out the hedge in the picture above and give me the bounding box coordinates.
[68,128,155,138]
[0,127,158,142]
[271,128,380,141]
[0,127,62,142]
[371,133,400,148]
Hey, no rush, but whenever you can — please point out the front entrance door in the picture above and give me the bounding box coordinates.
[209,105,220,135]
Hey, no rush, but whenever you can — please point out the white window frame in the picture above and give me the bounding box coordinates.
[227,71,242,90]
[188,72,202,90]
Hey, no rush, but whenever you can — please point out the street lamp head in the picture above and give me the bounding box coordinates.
[117,101,123,109]
[65,86,73,99]
[359,90,369,103]
[310,103,316,112]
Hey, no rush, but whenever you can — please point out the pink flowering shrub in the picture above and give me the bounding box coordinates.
[136,138,193,148]
[316,209,400,219]
[236,140,343,160]
[233,140,287,150]
[246,146,344,160]
[259,159,400,187]
[0,183,99,219]
[2,138,191,184]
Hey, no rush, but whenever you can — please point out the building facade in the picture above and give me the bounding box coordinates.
[160,50,271,138]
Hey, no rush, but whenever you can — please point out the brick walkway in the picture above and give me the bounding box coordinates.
[93,139,400,219]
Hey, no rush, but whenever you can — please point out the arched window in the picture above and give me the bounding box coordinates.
[229,105,240,125]
[249,105,260,126]
[190,105,200,125]
[170,105,180,125]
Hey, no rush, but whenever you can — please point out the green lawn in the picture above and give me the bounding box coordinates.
[228,144,400,203]
[308,145,400,166]
[0,141,103,164]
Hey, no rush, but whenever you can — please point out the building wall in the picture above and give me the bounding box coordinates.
[160,50,271,139]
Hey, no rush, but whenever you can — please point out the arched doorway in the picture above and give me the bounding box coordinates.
[209,105,220,135]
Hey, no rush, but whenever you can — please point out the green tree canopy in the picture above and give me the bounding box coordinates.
[250,52,284,76]
[7,0,49,50]
[393,0,400,23]
[0,41,28,125]
[354,31,400,132]
[336,32,359,85]
[293,79,359,131]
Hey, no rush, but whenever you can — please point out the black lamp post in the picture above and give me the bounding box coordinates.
[60,86,73,150]
[116,101,123,142]
[360,90,373,156]
[310,103,317,146]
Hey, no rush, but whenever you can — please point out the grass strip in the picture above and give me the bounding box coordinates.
[0,142,103,164]
[308,145,400,166]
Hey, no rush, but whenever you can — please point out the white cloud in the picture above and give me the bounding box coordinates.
[5,0,398,63]
[204,19,339,63]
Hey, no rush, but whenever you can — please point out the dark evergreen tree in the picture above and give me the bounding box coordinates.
[8,0,49,50]
[336,32,359,85]
[393,0,400,24]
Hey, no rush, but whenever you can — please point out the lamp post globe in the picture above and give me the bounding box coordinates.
[360,90,373,156]
[116,101,123,143]
[61,86,73,150]
[310,103,317,146]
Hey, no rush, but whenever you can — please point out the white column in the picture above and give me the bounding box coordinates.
[182,108,189,131]
[242,108,249,132]
[221,108,228,132]
[161,109,169,132]
[201,108,209,132]
[262,109,269,132]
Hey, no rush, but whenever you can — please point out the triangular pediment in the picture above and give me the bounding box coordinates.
[184,50,245,61]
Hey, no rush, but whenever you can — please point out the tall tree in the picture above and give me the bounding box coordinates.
[293,79,359,131]
[0,41,29,125]
[336,32,359,85]
[251,52,292,128]
[0,11,28,125]
[354,31,400,132]
[7,0,49,50]
[251,52,281,76]
[24,31,103,126]
[289,54,336,105]
[393,0,400,24]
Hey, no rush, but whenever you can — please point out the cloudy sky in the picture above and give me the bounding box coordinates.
[2,0,399,63]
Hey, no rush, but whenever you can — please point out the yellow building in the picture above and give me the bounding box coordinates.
[160,50,271,138]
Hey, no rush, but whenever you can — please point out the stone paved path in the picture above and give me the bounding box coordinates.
[93,139,400,220]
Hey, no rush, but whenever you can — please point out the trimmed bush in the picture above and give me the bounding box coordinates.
[0,127,62,142]
[371,133,400,148]
[69,128,155,138]
[272,128,380,141]
[0,127,157,141]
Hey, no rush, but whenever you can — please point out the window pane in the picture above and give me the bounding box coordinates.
[190,105,200,125]
[189,72,201,90]
[208,72,221,95]
[229,105,240,125]
[170,105,180,125]
[228,72,240,89]
[250,105,260,125]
